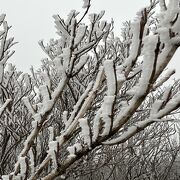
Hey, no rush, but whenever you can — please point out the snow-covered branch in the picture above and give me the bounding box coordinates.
[3,1,180,179]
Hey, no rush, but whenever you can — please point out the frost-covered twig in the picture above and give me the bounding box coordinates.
[0,99,11,117]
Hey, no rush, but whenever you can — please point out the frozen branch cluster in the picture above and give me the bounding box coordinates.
[1,0,180,179]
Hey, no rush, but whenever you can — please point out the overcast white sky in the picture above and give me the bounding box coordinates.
[0,0,180,78]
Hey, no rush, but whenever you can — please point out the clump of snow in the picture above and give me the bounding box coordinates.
[101,96,115,136]
[157,27,170,43]
[0,14,5,22]
[172,15,180,33]
[62,111,68,126]
[79,118,91,147]
[123,19,141,68]
[104,60,116,96]
[65,10,79,25]
[39,85,51,103]
[74,25,87,46]
[67,143,82,158]
[136,34,159,97]
[48,127,54,141]
[29,148,34,173]
[31,120,38,128]
[159,0,167,11]
[2,175,10,180]
[61,47,71,69]
[89,13,97,23]
[60,175,66,179]
[73,55,89,74]
[41,70,51,89]
[92,109,102,142]
[33,113,41,122]
[116,65,126,84]
[19,157,27,175]
[150,100,163,118]
[48,141,58,153]
[82,0,90,8]
[53,15,70,38]
[153,69,175,89]
[54,57,64,76]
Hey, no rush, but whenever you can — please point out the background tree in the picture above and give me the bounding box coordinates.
[0,14,36,175]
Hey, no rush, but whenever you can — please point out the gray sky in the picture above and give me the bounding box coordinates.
[0,0,180,79]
